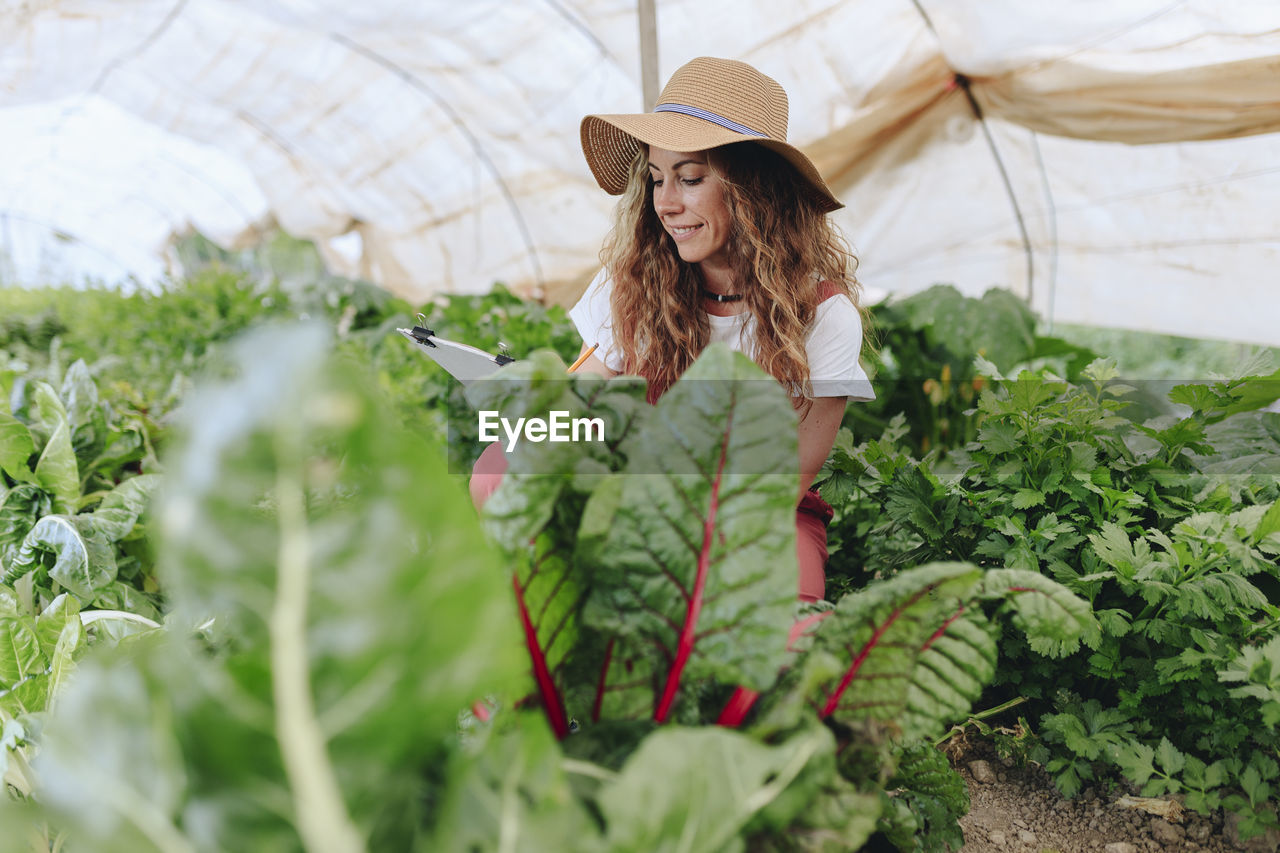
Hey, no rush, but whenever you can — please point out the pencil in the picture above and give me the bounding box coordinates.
[568,343,599,373]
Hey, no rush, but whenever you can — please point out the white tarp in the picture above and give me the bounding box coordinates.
[1,1,1278,344]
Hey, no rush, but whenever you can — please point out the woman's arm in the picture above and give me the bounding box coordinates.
[797,396,847,497]
[571,340,619,378]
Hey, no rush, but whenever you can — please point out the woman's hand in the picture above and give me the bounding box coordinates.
[797,396,847,498]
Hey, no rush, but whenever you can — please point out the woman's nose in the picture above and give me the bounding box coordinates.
[654,182,680,214]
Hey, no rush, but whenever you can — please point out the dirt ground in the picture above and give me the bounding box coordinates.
[952,741,1275,853]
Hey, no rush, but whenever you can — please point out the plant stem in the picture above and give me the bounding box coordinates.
[270,442,365,853]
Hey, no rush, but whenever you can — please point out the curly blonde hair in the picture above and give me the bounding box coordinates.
[600,143,864,404]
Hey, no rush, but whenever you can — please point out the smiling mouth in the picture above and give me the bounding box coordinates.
[670,224,702,240]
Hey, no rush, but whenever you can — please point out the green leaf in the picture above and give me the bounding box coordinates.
[982,568,1101,656]
[810,562,983,730]
[973,354,1005,381]
[60,359,109,466]
[978,421,1019,454]
[8,515,117,602]
[580,345,799,721]
[1012,488,1045,509]
[1089,522,1140,570]
[430,712,603,852]
[26,381,68,437]
[880,741,969,853]
[47,613,82,699]
[0,483,52,562]
[0,413,37,484]
[1255,500,1280,543]
[465,353,647,735]
[1114,740,1156,786]
[0,617,42,688]
[1156,737,1186,774]
[901,608,998,740]
[0,671,48,716]
[597,725,836,853]
[34,592,80,658]
[90,473,162,542]
[1082,358,1120,383]
[34,419,79,515]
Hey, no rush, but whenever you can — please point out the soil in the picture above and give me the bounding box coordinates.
[951,740,1267,853]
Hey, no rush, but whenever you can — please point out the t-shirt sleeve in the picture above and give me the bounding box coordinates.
[806,295,875,401]
[568,268,625,372]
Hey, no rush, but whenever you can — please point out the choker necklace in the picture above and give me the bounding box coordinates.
[701,289,743,303]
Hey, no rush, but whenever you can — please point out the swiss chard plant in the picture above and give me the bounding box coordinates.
[466,345,1096,851]
[1,359,162,619]
[2,361,166,827]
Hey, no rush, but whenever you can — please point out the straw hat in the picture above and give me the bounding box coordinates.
[581,56,842,213]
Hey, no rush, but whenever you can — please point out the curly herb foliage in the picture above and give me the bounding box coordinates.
[467,346,1093,852]
[820,354,1280,835]
[849,285,1100,456]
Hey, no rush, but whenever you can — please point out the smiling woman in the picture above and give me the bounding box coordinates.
[472,57,873,602]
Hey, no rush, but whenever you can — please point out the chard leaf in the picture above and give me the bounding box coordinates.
[0,672,47,716]
[0,413,37,484]
[0,483,52,564]
[34,419,79,515]
[24,636,192,848]
[901,608,998,740]
[578,629,661,725]
[580,346,798,722]
[91,473,162,542]
[597,725,835,853]
[982,568,1100,656]
[60,359,108,466]
[34,592,80,658]
[8,515,117,602]
[430,712,602,852]
[879,742,969,853]
[467,353,647,736]
[810,562,982,729]
[47,613,82,698]
[0,616,42,688]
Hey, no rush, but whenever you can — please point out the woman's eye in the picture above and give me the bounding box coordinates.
[682,177,703,186]
[651,179,663,187]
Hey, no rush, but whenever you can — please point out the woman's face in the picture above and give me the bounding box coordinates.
[648,146,732,269]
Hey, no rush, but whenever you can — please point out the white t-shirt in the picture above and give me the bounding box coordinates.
[569,269,875,401]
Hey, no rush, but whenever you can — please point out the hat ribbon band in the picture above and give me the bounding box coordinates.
[652,103,766,138]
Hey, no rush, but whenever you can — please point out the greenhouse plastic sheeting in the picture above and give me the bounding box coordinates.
[1,1,1278,345]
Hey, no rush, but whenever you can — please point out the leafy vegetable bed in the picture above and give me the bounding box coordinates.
[1,272,1277,851]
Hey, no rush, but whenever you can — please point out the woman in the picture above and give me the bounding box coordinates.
[473,56,873,602]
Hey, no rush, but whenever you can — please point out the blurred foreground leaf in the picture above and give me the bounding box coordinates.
[3,324,524,852]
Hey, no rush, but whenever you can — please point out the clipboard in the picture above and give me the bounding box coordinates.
[397,316,515,385]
